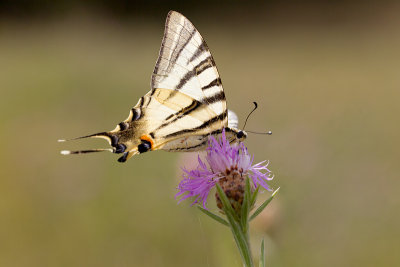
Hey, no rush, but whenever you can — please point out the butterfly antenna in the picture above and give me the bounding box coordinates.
[247,130,272,135]
[61,148,114,155]
[242,102,273,135]
[242,102,258,130]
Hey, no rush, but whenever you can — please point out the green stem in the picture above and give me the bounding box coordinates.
[243,224,253,267]
[227,216,254,267]
[216,184,254,267]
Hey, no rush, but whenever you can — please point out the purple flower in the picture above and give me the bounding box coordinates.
[176,130,273,209]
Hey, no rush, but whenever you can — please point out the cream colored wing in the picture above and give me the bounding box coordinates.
[136,88,225,150]
[151,11,227,127]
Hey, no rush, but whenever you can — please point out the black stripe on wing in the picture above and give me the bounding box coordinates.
[154,100,202,132]
[202,78,222,91]
[175,56,214,90]
[166,127,237,151]
[203,91,225,104]
[165,111,227,138]
[176,69,197,90]
[195,57,214,75]
[169,139,208,151]
[188,40,207,63]
[170,28,197,72]
[153,90,225,137]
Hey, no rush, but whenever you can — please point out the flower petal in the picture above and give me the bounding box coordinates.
[176,129,274,208]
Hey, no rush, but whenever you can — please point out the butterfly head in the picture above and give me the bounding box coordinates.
[225,127,247,143]
[236,130,247,141]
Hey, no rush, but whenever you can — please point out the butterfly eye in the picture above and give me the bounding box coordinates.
[237,131,244,139]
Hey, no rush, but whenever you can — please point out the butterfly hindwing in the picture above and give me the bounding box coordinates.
[123,88,225,152]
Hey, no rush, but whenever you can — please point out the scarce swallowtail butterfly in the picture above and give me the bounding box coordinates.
[60,11,249,163]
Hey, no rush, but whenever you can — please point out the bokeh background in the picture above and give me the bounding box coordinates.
[1,1,399,266]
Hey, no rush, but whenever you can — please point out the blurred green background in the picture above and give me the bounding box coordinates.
[1,1,399,266]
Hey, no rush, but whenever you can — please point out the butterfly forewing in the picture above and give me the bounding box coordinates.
[151,11,227,126]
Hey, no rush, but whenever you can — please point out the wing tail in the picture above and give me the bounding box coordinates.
[59,131,117,156]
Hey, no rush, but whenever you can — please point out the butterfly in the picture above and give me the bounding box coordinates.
[60,11,249,163]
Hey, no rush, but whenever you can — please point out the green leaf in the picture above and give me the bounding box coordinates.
[250,187,280,221]
[197,206,229,226]
[259,239,265,267]
[240,178,252,232]
[250,186,260,207]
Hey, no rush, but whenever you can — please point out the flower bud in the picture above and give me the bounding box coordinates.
[215,169,245,214]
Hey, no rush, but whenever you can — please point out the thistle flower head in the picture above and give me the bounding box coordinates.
[176,130,273,209]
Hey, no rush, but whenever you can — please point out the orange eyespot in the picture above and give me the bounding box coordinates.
[140,134,154,148]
